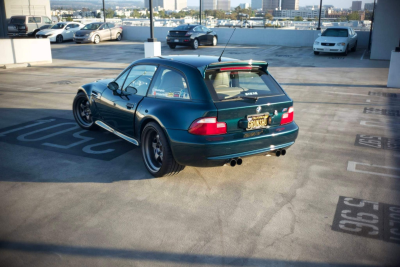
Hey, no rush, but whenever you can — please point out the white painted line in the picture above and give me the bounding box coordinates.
[360,120,400,128]
[361,49,367,60]
[324,91,367,96]
[366,99,371,103]
[347,161,400,179]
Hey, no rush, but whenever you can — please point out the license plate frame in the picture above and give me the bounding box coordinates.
[246,113,269,131]
[174,39,179,42]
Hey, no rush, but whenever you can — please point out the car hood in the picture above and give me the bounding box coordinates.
[95,78,113,85]
[38,29,63,35]
[316,36,348,43]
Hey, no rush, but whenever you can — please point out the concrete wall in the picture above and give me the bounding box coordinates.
[122,26,370,48]
[370,0,400,60]
[0,39,52,65]
[4,0,51,18]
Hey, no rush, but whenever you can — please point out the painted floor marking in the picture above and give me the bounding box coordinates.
[325,91,367,96]
[347,161,400,179]
[360,120,400,128]
[361,49,367,60]
[366,99,371,103]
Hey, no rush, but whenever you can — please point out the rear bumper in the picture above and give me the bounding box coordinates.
[166,37,192,46]
[167,121,299,167]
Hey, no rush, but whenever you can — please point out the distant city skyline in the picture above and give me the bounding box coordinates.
[187,0,375,9]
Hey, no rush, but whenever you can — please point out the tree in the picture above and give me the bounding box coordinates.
[264,13,273,20]
[347,12,360,21]
[131,9,140,18]
[66,16,73,22]
[339,15,347,22]
[294,16,303,21]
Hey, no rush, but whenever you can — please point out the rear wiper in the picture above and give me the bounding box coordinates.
[222,95,259,101]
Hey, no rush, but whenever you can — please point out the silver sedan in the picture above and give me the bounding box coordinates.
[73,22,123,44]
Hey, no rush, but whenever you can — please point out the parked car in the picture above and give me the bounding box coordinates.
[73,22,123,44]
[313,26,358,56]
[166,24,218,49]
[36,22,85,43]
[7,15,53,37]
[72,55,299,177]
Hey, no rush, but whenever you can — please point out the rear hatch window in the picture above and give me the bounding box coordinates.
[10,17,25,24]
[205,67,285,101]
[204,67,293,132]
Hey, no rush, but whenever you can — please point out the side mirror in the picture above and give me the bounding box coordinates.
[318,33,321,36]
[66,26,70,30]
[207,30,212,33]
[107,81,119,91]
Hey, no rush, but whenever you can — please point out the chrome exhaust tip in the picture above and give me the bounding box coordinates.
[237,158,243,165]
[281,149,286,156]
[230,159,237,167]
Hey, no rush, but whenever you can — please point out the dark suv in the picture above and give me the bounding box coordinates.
[166,24,218,50]
[8,15,53,37]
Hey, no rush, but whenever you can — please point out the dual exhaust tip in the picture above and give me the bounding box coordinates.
[275,149,286,157]
[229,149,287,167]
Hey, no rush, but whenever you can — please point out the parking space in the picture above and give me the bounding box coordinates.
[0,41,399,266]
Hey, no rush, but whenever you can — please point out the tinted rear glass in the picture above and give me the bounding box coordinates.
[205,69,284,101]
[10,17,25,24]
[322,29,348,37]
[173,25,195,31]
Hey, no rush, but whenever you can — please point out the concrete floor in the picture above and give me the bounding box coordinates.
[0,40,399,266]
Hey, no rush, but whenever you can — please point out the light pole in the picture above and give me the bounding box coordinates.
[199,0,202,25]
[317,0,322,30]
[102,0,106,23]
[148,0,156,42]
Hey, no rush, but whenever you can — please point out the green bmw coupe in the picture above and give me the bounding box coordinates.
[73,55,299,177]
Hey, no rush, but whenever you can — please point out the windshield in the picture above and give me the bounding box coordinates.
[173,25,195,31]
[51,23,66,29]
[205,69,284,101]
[322,28,348,37]
[82,23,102,30]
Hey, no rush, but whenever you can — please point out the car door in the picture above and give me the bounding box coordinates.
[97,65,158,136]
[202,26,213,44]
[107,23,116,39]
[99,23,111,40]
[63,24,73,40]
[194,26,206,45]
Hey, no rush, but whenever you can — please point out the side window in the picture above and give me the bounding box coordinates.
[43,17,52,24]
[148,67,190,100]
[122,65,158,96]
[107,23,115,28]
[193,26,201,32]
[28,17,41,23]
[202,26,209,32]
[114,69,130,90]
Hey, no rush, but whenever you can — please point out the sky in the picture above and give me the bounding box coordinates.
[187,0,375,9]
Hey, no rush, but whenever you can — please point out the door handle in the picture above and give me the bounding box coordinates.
[126,103,135,109]
[91,91,100,99]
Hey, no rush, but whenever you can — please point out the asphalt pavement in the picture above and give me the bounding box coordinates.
[0,40,399,266]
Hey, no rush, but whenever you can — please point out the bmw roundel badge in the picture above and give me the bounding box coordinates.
[256,106,262,113]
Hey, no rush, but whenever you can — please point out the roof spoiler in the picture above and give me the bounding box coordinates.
[199,60,269,76]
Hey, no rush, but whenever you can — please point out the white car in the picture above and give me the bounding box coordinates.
[36,22,85,43]
[313,27,358,56]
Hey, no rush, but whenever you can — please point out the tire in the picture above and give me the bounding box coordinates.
[141,122,185,177]
[212,36,217,46]
[169,44,176,49]
[351,41,357,52]
[191,39,199,50]
[72,92,98,131]
[56,34,63,43]
[343,45,349,56]
[314,51,319,55]
[93,35,100,44]
[116,32,122,41]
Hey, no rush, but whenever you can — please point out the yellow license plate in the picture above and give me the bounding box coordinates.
[247,114,269,130]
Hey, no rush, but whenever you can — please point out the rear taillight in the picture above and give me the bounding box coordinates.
[188,117,227,135]
[280,107,294,125]
[185,31,193,36]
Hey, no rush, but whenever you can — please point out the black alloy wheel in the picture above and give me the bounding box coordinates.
[116,32,122,41]
[56,34,63,43]
[73,92,98,130]
[141,122,184,177]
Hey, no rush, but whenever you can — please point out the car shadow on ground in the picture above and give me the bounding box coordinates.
[0,108,158,183]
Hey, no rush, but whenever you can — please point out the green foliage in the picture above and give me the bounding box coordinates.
[264,13,273,20]
[131,9,141,18]
[105,8,114,18]
[294,16,303,21]
[65,16,73,21]
[347,12,360,20]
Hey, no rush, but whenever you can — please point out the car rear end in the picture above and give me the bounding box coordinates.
[166,25,194,46]
[169,61,299,167]
[8,16,28,37]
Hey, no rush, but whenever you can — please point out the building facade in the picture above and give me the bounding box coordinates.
[262,0,279,12]
[145,0,187,11]
[217,0,230,11]
[364,3,374,11]
[251,0,263,10]
[239,3,250,9]
[281,0,299,10]
[203,0,216,10]
[352,1,362,11]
